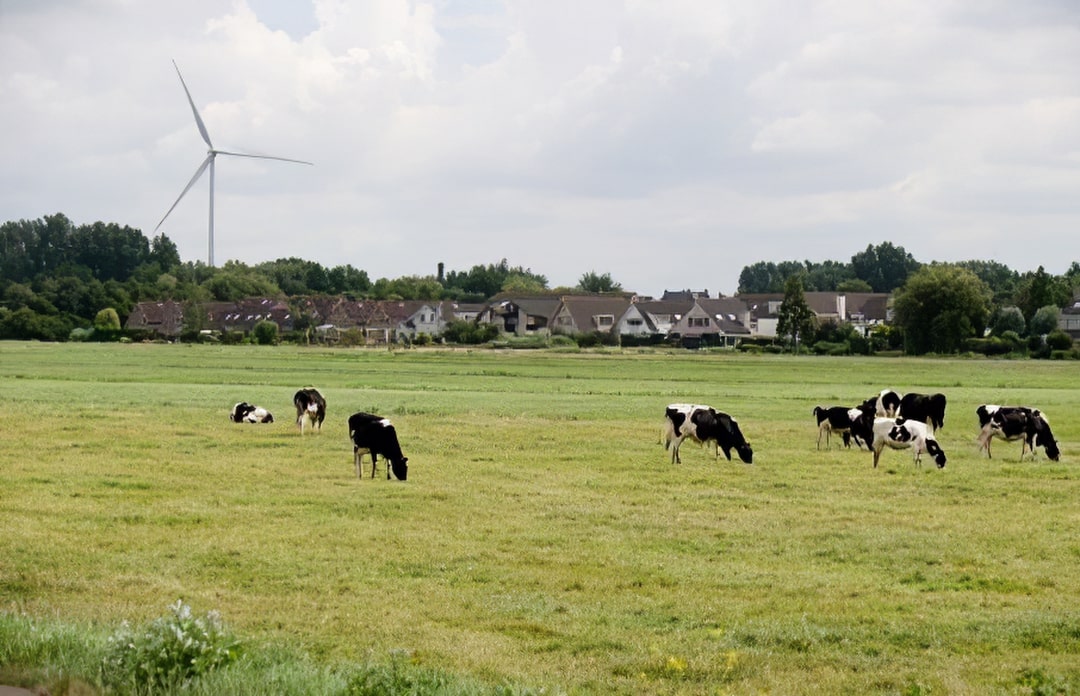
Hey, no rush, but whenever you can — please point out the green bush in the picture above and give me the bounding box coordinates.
[1046,329,1074,351]
[848,334,871,355]
[443,320,500,345]
[618,333,668,347]
[965,337,1016,356]
[252,320,279,345]
[100,600,240,693]
[811,340,849,356]
[574,331,618,348]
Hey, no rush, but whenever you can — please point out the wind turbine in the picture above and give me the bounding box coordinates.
[156,60,312,266]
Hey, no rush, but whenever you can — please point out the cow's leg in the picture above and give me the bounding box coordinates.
[817,423,827,450]
[354,449,361,478]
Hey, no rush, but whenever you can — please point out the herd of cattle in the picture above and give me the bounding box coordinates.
[229,386,1061,480]
[664,389,1061,470]
[229,387,409,481]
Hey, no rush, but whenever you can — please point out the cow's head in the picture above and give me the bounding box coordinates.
[735,442,753,464]
[1034,417,1060,461]
[925,438,947,468]
[391,457,409,481]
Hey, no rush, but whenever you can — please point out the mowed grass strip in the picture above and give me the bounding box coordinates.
[2,342,1080,693]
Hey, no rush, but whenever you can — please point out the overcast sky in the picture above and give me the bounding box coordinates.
[2,1,1079,295]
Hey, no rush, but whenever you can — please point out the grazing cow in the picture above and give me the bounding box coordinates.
[861,389,901,418]
[293,387,326,434]
[664,404,753,465]
[348,412,408,480]
[229,401,274,423]
[812,406,866,450]
[976,404,1060,461]
[871,417,947,469]
[898,392,947,432]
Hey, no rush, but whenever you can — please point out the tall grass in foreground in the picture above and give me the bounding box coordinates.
[0,606,537,694]
[2,342,1080,694]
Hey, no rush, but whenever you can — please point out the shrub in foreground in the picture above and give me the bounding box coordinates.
[100,600,240,693]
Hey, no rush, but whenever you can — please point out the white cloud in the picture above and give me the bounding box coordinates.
[2,0,1080,294]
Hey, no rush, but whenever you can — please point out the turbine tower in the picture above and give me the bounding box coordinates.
[156,60,312,266]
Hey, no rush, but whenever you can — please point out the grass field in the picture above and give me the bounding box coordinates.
[2,342,1079,694]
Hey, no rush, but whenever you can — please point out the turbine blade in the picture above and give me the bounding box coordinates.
[214,149,314,166]
[155,154,214,230]
[172,60,214,149]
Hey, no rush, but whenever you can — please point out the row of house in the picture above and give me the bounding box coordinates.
[125,290,893,346]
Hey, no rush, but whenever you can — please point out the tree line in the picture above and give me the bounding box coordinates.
[0,214,621,341]
[769,251,1079,357]
[1,214,1078,354]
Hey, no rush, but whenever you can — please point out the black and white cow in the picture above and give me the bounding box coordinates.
[229,401,274,423]
[293,387,326,434]
[861,389,901,418]
[871,417,947,469]
[898,392,947,432]
[812,406,866,450]
[348,412,408,480]
[976,404,1060,461]
[663,404,753,465]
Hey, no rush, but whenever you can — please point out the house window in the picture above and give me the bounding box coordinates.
[627,318,643,327]
[689,317,710,328]
[595,314,614,327]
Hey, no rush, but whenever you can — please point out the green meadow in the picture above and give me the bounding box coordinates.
[2,342,1080,694]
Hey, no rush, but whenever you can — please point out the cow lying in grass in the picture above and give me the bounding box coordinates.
[230,402,274,423]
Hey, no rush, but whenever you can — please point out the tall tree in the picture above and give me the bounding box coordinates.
[803,260,856,291]
[444,259,548,299]
[1014,266,1070,322]
[851,242,921,292]
[892,264,990,354]
[1029,305,1061,336]
[955,260,1019,307]
[990,306,1025,337]
[738,261,781,293]
[776,275,815,352]
[577,271,623,293]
